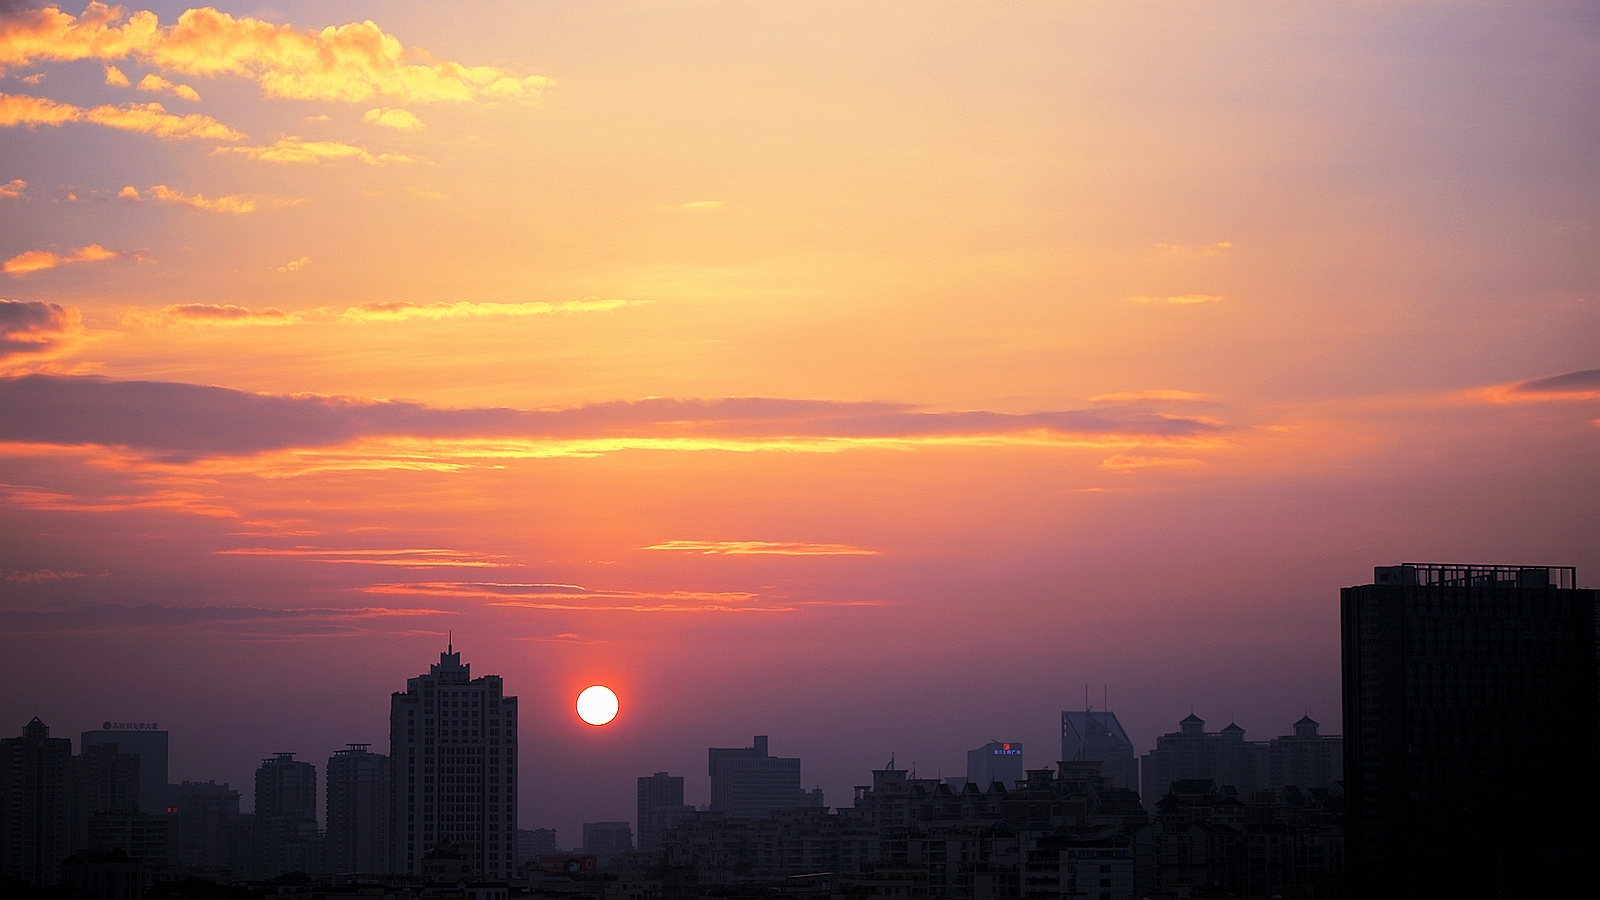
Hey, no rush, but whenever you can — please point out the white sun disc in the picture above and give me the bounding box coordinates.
[576,685,618,725]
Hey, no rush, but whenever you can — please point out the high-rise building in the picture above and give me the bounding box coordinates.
[1265,716,1341,791]
[0,717,73,886]
[1138,715,1268,808]
[514,827,558,865]
[254,752,319,878]
[1342,563,1597,898]
[965,741,1025,791]
[1060,709,1138,791]
[390,644,517,878]
[708,735,803,819]
[170,780,243,876]
[81,725,167,819]
[326,743,390,875]
[581,821,634,859]
[636,771,689,856]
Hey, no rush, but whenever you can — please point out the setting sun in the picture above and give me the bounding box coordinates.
[576,685,619,726]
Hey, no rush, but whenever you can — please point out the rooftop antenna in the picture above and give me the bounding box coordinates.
[448,630,453,654]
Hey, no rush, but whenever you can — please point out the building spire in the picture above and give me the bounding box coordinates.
[448,630,453,654]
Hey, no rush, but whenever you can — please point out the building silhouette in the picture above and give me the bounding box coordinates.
[1266,715,1341,792]
[170,780,243,877]
[71,738,178,871]
[0,717,72,885]
[80,725,167,819]
[708,735,804,819]
[965,740,1025,790]
[636,771,689,855]
[1342,563,1597,899]
[581,821,634,859]
[1060,709,1138,791]
[1139,714,1269,807]
[254,752,318,878]
[326,743,389,875]
[389,643,517,878]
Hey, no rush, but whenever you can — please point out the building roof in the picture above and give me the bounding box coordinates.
[1221,722,1246,734]
[1179,713,1205,725]
[1294,715,1318,726]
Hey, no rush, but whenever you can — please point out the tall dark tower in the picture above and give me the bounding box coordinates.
[0,718,72,886]
[1341,564,1597,899]
[390,643,517,878]
[326,744,390,875]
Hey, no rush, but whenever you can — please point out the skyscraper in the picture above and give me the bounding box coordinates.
[965,741,1025,790]
[1342,563,1597,899]
[254,752,318,878]
[327,743,390,875]
[1060,709,1138,791]
[636,771,689,855]
[390,644,518,878]
[80,724,168,819]
[0,718,72,886]
[708,735,803,819]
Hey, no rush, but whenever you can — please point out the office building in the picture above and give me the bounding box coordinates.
[255,752,319,878]
[708,735,803,819]
[515,827,558,864]
[1061,709,1138,791]
[81,725,168,819]
[0,717,73,885]
[327,743,390,875]
[390,643,518,878]
[1139,714,1268,807]
[965,741,1025,790]
[637,771,690,855]
[170,780,243,876]
[1342,563,1597,898]
[582,821,634,859]
[1266,716,1341,791]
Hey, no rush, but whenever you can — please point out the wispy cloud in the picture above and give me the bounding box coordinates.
[2,567,92,583]
[1477,367,1600,403]
[0,602,453,637]
[120,303,296,327]
[365,581,783,613]
[3,244,119,276]
[0,4,552,104]
[0,92,243,140]
[276,256,310,272]
[644,540,880,556]
[216,547,509,568]
[216,137,411,165]
[679,200,725,210]
[1097,454,1205,472]
[1129,294,1224,305]
[0,481,236,517]
[119,184,255,213]
[340,299,631,322]
[1089,389,1209,403]
[363,107,422,130]
[1155,241,1233,256]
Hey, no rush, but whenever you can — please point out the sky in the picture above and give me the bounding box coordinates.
[1,1,1597,843]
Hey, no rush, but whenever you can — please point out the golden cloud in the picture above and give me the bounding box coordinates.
[120,303,295,327]
[215,136,411,165]
[0,4,553,104]
[137,72,199,101]
[340,298,631,322]
[3,244,119,276]
[218,547,508,568]
[363,107,422,130]
[643,540,880,556]
[0,178,24,200]
[1129,294,1224,305]
[1097,454,1205,472]
[0,91,242,139]
[0,299,88,370]
[120,183,255,212]
[103,64,129,86]
[1089,389,1209,403]
[276,256,310,272]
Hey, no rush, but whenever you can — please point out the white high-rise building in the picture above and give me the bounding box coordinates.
[390,644,517,878]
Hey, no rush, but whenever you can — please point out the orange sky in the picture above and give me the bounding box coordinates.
[2,2,1597,840]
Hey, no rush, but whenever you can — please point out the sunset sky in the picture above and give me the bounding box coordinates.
[2,1,1597,840]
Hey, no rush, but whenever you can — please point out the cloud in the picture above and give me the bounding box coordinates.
[363,107,421,130]
[136,72,199,101]
[1479,367,1600,403]
[0,375,1229,463]
[365,581,783,613]
[3,567,91,583]
[0,300,88,371]
[120,303,295,327]
[216,546,508,568]
[0,481,236,517]
[680,200,725,210]
[1156,241,1233,256]
[20,71,42,83]
[119,183,255,212]
[216,137,410,165]
[643,540,880,556]
[1129,294,1224,305]
[0,177,23,199]
[340,298,630,322]
[1089,389,1209,403]
[0,602,452,637]
[102,64,128,86]
[1097,454,1205,472]
[0,4,553,104]
[0,91,242,139]
[3,243,119,276]
[276,256,310,272]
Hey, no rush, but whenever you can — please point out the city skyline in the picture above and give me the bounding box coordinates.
[2,0,1597,861]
